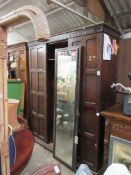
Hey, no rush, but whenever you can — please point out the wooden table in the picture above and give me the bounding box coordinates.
[101,104,131,168]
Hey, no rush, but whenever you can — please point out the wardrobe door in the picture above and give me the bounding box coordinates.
[69,35,102,171]
[29,44,48,143]
[53,46,81,170]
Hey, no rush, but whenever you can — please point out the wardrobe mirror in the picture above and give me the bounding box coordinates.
[54,47,81,169]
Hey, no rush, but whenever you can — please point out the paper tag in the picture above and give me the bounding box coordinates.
[103,34,112,60]
[97,71,101,76]
[54,165,60,174]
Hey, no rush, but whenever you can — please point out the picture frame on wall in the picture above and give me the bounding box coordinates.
[108,135,131,172]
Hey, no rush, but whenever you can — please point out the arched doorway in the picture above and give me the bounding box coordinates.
[0,5,50,175]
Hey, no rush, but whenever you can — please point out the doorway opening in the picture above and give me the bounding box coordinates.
[46,40,68,150]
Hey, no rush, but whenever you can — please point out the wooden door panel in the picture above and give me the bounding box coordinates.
[29,44,48,142]
[85,39,97,69]
[31,72,38,91]
[38,46,46,69]
[38,72,46,92]
[78,133,98,171]
[39,117,47,140]
[83,74,97,102]
[38,95,46,115]
[69,35,101,172]
[32,115,39,135]
[30,48,37,69]
[80,106,99,134]
[32,94,38,113]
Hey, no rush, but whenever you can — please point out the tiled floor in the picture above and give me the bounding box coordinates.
[20,143,75,175]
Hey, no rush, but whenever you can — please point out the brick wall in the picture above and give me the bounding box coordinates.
[0,26,7,59]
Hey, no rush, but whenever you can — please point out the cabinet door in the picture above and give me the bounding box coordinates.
[81,36,103,171]
[29,44,48,142]
[69,34,102,171]
[53,46,81,170]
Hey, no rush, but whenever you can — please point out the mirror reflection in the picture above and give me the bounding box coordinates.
[7,54,19,79]
[55,49,77,166]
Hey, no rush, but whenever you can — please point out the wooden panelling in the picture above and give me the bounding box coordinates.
[39,117,47,140]
[30,48,37,69]
[31,72,38,91]
[29,44,48,143]
[68,31,118,172]
[28,25,119,172]
[38,95,46,115]
[32,94,38,113]
[79,106,98,134]
[37,47,46,69]
[69,34,102,172]
[78,132,98,171]
[85,38,97,69]
[83,75,97,102]
[32,114,39,135]
[38,72,46,92]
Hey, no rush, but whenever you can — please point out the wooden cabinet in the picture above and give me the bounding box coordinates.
[28,41,68,146]
[7,43,29,120]
[101,104,131,170]
[28,24,120,172]
[68,32,118,172]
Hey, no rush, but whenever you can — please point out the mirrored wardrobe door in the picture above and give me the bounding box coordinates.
[53,46,81,170]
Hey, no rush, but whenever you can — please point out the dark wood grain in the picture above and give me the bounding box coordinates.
[27,25,119,173]
[68,31,119,172]
[29,44,48,143]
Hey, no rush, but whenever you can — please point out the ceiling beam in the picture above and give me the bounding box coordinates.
[47,0,97,24]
